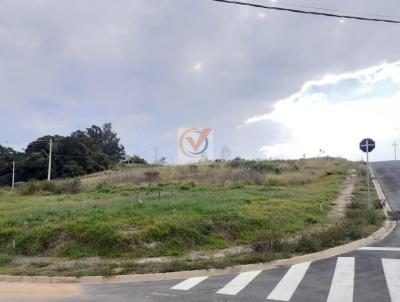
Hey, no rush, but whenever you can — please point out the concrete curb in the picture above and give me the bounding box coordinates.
[0,168,396,285]
[370,166,393,216]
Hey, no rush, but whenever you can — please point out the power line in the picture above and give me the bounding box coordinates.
[212,0,400,23]
[260,0,399,20]
[53,154,106,159]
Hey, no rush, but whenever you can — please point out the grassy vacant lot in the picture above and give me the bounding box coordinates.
[0,158,345,258]
[0,158,384,276]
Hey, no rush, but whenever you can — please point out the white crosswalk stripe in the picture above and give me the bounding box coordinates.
[382,258,400,302]
[216,270,262,295]
[171,276,209,291]
[327,257,355,302]
[359,247,400,252]
[169,256,400,301]
[266,261,311,301]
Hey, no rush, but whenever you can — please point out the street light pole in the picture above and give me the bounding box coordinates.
[47,139,52,181]
[12,161,15,190]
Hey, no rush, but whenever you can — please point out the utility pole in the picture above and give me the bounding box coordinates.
[393,140,398,160]
[154,146,158,164]
[47,139,52,181]
[12,161,15,190]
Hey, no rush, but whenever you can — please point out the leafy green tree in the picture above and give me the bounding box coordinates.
[126,155,147,164]
[0,146,21,185]
[86,123,125,162]
[0,123,131,184]
[22,135,63,181]
[53,136,111,177]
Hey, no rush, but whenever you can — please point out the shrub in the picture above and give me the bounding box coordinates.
[19,179,81,195]
[179,184,192,191]
[0,228,16,247]
[19,180,41,195]
[60,178,81,194]
[251,230,286,252]
[144,170,160,183]
[304,215,319,224]
[0,254,13,266]
[95,182,120,194]
[15,227,58,255]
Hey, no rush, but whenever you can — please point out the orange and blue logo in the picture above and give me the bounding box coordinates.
[178,128,213,162]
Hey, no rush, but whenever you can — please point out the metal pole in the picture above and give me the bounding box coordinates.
[394,140,398,161]
[47,139,52,181]
[366,140,371,209]
[12,161,15,190]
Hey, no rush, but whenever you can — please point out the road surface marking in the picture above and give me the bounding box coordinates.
[382,258,400,302]
[266,261,311,301]
[359,247,400,252]
[151,292,177,297]
[216,270,262,295]
[171,276,209,291]
[327,257,354,302]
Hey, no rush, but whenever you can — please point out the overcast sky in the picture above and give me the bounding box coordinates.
[1,0,400,162]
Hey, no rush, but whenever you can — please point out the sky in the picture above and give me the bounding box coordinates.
[1,0,400,162]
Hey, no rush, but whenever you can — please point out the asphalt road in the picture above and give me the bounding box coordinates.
[371,160,400,212]
[3,161,400,302]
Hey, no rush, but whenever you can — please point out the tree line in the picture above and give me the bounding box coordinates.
[0,123,146,186]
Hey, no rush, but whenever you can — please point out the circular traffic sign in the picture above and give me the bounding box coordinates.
[360,138,375,153]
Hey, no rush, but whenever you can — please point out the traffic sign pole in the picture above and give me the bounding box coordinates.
[359,138,375,210]
[366,140,371,209]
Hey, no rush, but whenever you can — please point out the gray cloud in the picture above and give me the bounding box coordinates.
[0,0,399,160]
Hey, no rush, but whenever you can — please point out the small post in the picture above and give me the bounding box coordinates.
[47,139,52,181]
[11,161,15,190]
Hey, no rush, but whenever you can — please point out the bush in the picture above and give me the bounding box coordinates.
[0,228,16,247]
[53,178,81,194]
[251,230,286,252]
[19,180,42,195]
[144,170,160,183]
[18,178,81,195]
[0,254,13,266]
[15,227,58,255]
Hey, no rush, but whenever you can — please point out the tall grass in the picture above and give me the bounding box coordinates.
[251,163,385,255]
[0,160,347,260]
[82,158,346,188]
[0,157,355,277]
[19,178,81,195]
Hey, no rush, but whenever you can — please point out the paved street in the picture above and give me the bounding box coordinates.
[4,160,400,302]
[371,161,400,212]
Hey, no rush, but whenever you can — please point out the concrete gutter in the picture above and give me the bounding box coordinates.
[0,168,396,285]
[370,166,393,217]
